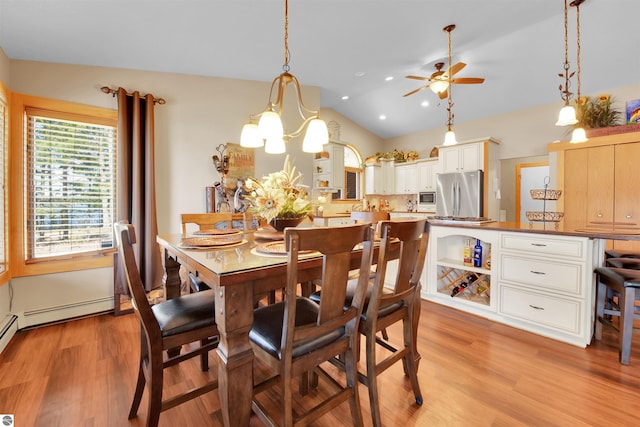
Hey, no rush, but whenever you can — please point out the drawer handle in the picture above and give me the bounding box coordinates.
[530,270,546,275]
[529,305,545,310]
[530,243,546,247]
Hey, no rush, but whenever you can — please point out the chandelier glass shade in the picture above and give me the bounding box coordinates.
[430,80,449,94]
[240,0,328,154]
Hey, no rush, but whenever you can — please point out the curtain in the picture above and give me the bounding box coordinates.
[114,87,163,293]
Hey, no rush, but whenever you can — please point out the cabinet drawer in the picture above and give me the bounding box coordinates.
[499,254,582,295]
[500,233,585,258]
[499,285,581,334]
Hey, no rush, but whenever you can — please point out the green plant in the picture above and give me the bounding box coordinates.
[575,94,622,129]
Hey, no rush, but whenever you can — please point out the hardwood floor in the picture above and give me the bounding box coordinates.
[1,300,639,426]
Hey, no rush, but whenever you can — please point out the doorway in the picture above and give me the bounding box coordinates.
[516,162,549,225]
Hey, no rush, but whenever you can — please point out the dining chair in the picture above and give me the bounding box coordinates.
[311,218,429,426]
[181,212,234,235]
[594,256,640,365]
[350,210,390,224]
[249,223,375,427]
[114,221,220,427]
[181,212,236,292]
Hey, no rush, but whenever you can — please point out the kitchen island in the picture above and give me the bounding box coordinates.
[424,221,640,347]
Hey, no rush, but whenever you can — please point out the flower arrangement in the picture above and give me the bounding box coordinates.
[575,94,622,129]
[244,155,315,223]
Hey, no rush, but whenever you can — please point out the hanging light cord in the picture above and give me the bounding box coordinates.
[446,27,454,131]
[559,0,574,105]
[283,0,290,72]
[575,0,581,100]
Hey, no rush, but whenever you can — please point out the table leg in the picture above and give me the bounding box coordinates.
[162,249,182,301]
[214,282,255,427]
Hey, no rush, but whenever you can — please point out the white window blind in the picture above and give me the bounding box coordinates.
[26,109,117,260]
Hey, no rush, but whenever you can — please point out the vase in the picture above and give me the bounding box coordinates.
[270,217,305,232]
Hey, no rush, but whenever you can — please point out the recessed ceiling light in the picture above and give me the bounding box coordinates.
[385,76,394,81]
[421,100,430,107]
[341,95,349,100]
[355,71,365,77]
[379,115,386,120]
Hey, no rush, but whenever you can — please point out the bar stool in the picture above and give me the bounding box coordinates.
[594,257,640,365]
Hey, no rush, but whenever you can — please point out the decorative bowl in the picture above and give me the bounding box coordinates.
[525,211,564,222]
[530,189,562,200]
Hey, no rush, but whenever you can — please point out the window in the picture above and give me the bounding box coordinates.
[11,95,117,276]
[343,145,362,200]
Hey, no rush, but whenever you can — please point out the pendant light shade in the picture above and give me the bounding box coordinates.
[570,127,587,143]
[265,138,286,154]
[258,110,284,141]
[430,80,449,94]
[302,119,329,153]
[240,123,263,148]
[556,105,578,126]
[443,130,458,146]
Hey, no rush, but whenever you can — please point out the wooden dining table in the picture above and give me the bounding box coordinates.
[156,229,402,427]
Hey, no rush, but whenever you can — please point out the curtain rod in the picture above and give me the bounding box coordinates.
[101,86,166,105]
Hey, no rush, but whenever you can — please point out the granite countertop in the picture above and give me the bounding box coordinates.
[428,220,640,241]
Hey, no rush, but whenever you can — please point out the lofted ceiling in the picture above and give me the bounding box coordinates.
[0,0,638,139]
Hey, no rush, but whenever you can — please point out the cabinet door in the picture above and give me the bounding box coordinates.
[439,146,460,173]
[395,164,416,194]
[460,142,482,171]
[418,160,438,191]
[586,145,614,226]
[364,165,380,195]
[563,148,589,231]
[614,143,640,226]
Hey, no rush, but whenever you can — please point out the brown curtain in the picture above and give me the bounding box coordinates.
[114,87,163,293]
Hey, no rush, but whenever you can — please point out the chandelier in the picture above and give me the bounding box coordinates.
[240,0,328,154]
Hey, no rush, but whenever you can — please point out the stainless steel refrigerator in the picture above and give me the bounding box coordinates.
[435,170,484,217]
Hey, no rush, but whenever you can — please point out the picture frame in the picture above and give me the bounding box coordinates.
[626,98,640,124]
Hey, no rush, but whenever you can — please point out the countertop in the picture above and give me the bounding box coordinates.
[428,220,640,241]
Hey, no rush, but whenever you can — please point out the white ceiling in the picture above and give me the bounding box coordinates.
[1,0,638,139]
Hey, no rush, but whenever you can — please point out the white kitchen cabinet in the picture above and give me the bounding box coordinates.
[439,141,483,173]
[394,163,417,195]
[364,159,394,195]
[417,159,439,191]
[497,232,596,346]
[313,142,344,192]
[425,224,601,347]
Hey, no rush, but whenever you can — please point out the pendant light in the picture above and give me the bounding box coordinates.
[556,0,578,126]
[240,0,328,154]
[570,0,588,143]
[442,24,458,146]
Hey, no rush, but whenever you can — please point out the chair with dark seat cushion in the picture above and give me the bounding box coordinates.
[310,218,429,427]
[114,221,219,427]
[594,256,640,365]
[249,223,375,427]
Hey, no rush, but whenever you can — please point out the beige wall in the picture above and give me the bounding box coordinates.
[0,48,9,83]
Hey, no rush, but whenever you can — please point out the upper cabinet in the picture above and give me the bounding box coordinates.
[439,140,484,173]
[417,158,440,191]
[394,163,417,195]
[553,132,640,252]
[364,159,394,195]
[313,142,344,192]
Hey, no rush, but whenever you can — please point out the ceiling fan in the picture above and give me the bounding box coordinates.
[403,24,485,100]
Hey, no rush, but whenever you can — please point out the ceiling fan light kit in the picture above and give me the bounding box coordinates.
[240,0,328,154]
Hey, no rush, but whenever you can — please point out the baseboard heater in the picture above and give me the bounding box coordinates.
[21,296,114,329]
[0,314,19,354]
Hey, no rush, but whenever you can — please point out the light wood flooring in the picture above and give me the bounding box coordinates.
[1,300,639,426]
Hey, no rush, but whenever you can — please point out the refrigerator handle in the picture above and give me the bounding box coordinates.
[454,181,459,216]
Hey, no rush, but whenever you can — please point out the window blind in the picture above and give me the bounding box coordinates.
[26,111,117,259]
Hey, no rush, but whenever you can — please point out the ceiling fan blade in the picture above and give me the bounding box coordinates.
[405,75,431,81]
[438,89,448,100]
[403,86,427,97]
[442,62,466,79]
[450,77,485,84]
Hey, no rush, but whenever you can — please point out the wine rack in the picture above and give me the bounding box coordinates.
[437,266,490,304]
